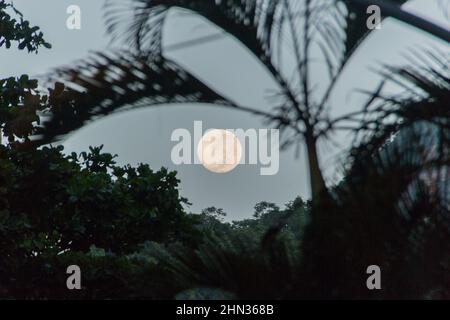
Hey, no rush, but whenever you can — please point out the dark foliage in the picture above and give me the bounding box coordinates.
[300,57,450,299]
[0,0,50,52]
[0,144,203,298]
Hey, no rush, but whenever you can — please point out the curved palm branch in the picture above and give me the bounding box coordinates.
[37,51,291,144]
[103,0,412,115]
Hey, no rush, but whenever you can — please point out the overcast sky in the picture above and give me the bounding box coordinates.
[1,0,448,220]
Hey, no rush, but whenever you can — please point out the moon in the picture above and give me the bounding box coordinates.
[197,129,242,173]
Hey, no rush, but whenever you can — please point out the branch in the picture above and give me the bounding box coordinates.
[315,0,449,122]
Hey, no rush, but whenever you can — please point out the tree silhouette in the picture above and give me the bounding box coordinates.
[35,0,448,200]
[9,0,450,298]
[0,1,201,299]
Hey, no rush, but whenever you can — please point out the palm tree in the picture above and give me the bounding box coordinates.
[37,0,447,201]
[34,0,449,298]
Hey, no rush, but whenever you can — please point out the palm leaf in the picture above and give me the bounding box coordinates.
[159,232,301,299]
[35,51,232,143]
[104,0,279,66]
[104,0,413,98]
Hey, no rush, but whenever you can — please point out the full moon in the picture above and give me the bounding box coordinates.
[197,129,242,173]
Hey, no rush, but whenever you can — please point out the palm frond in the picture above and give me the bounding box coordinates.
[102,1,419,123]
[105,0,279,66]
[159,232,301,299]
[35,51,232,143]
[334,124,450,298]
[300,51,450,298]
[104,0,414,78]
[103,0,304,120]
[355,49,450,141]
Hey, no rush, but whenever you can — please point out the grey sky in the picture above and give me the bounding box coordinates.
[0,0,448,220]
